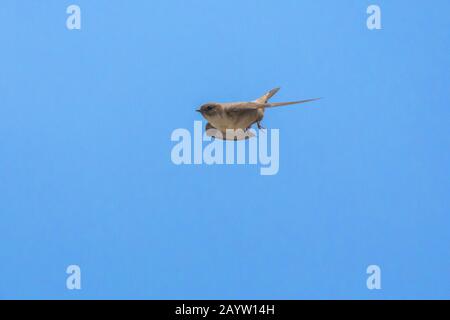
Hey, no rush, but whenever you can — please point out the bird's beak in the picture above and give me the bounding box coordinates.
[196,109,202,113]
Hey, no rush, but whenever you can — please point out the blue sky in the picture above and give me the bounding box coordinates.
[0,0,449,299]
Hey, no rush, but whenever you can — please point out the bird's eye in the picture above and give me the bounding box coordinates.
[206,106,213,111]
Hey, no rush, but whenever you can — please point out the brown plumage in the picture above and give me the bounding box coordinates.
[196,87,320,140]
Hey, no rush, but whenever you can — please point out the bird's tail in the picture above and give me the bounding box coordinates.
[254,87,280,104]
[265,98,321,108]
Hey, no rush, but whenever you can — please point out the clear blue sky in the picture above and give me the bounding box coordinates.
[0,0,449,299]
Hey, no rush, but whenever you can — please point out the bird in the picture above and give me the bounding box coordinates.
[196,87,320,140]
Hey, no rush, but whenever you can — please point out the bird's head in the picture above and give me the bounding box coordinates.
[196,103,220,118]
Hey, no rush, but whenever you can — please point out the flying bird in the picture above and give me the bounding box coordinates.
[196,87,320,140]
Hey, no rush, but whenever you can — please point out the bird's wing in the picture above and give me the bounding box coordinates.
[226,98,320,112]
[224,103,262,116]
[264,98,321,108]
[254,87,281,104]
